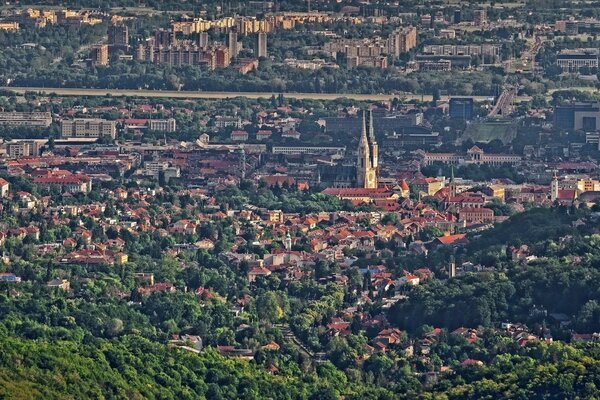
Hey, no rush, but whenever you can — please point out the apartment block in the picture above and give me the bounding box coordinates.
[149,118,177,132]
[61,118,117,139]
[91,44,109,66]
[0,112,52,128]
[388,27,417,57]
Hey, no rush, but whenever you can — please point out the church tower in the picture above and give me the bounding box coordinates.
[357,110,378,189]
[368,109,378,172]
[551,172,559,202]
[449,166,457,198]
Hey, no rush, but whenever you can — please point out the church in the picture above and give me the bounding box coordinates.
[318,109,379,188]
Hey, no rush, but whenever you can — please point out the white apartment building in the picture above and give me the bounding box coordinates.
[149,118,177,132]
[61,118,117,139]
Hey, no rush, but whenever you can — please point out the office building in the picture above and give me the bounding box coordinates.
[453,10,462,24]
[149,118,177,132]
[61,118,117,139]
[418,59,452,71]
[0,111,52,128]
[422,44,501,57]
[91,44,109,66]
[556,49,599,73]
[257,32,267,58]
[555,102,600,131]
[449,98,474,120]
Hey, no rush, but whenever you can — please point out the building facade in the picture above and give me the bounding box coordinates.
[149,118,177,132]
[0,111,52,128]
[61,118,117,139]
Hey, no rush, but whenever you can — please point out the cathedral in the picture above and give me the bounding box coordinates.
[318,110,380,188]
[357,109,379,189]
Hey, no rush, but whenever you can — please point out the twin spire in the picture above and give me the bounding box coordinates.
[357,109,379,188]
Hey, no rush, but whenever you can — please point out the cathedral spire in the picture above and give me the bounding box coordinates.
[368,108,375,142]
[361,110,369,143]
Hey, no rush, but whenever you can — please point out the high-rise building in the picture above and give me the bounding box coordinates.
[215,46,231,68]
[356,110,378,189]
[228,29,239,59]
[388,27,417,58]
[256,32,267,58]
[108,23,129,49]
[449,98,474,120]
[198,31,209,48]
[155,29,175,47]
[453,10,462,24]
[91,44,109,66]
[473,9,487,25]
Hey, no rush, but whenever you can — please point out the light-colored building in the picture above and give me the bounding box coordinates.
[388,26,417,57]
[215,116,242,129]
[556,49,599,73]
[0,111,52,128]
[149,118,177,132]
[33,172,92,193]
[91,44,109,66]
[61,118,117,139]
[0,178,9,198]
[257,32,267,58]
[272,145,346,155]
[0,22,19,31]
[6,139,47,158]
[422,146,521,166]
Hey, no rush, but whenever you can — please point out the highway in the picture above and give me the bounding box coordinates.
[0,87,501,102]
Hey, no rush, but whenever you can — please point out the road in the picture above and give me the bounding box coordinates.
[0,87,505,102]
[489,86,516,117]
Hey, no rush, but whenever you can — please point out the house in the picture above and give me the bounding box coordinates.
[458,207,494,224]
[434,233,467,247]
[398,274,420,286]
[461,359,484,367]
[195,239,215,250]
[0,273,21,283]
[262,341,281,351]
[114,252,128,265]
[217,345,255,360]
[248,266,272,282]
[0,178,9,198]
[47,278,70,291]
[137,282,176,295]
[170,334,203,351]
[230,130,249,141]
[256,130,272,140]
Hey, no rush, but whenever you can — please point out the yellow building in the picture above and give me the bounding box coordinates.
[0,22,19,31]
[114,253,128,265]
[577,178,600,194]
[267,210,284,223]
